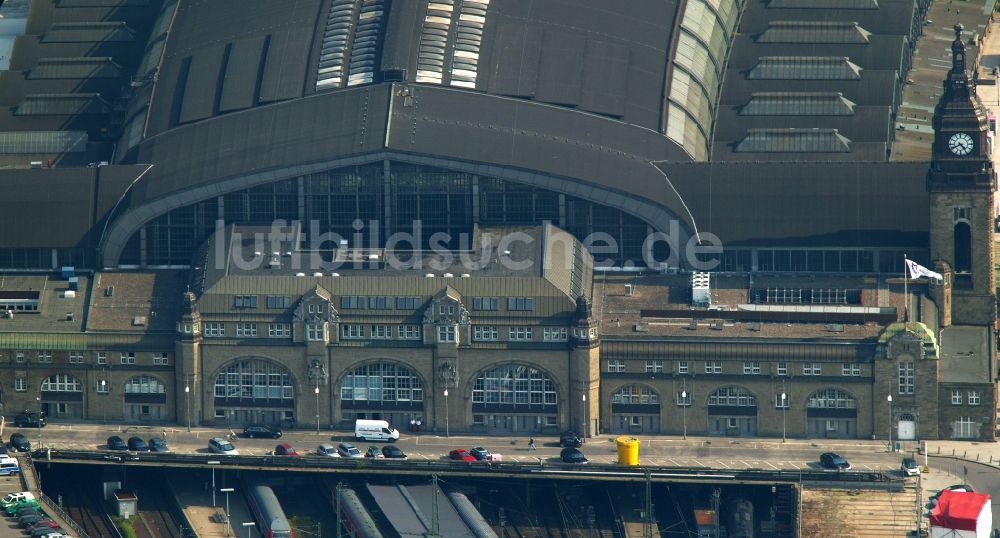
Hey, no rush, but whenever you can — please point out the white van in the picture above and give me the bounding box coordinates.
[0,457,20,476]
[354,419,399,442]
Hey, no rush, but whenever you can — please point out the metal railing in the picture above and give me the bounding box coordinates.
[37,492,93,538]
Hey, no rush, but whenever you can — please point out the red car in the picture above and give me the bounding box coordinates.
[449,449,476,461]
[275,443,299,456]
[27,520,59,532]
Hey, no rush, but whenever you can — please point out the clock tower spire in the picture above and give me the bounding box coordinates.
[927,21,996,324]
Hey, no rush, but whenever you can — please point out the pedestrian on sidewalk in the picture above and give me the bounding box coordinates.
[528,437,536,450]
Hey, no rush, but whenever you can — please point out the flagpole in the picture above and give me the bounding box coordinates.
[903,253,908,322]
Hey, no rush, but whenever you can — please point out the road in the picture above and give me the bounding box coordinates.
[929,456,1000,529]
[5,423,908,474]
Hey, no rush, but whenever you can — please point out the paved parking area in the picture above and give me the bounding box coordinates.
[0,473,32,538]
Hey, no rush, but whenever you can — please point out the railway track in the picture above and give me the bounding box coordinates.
[133,471,181,538]
[42,467,116,538]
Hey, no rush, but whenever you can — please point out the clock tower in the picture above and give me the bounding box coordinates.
[928,22,996,324]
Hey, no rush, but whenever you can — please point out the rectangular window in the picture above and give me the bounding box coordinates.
[607,359,625,373]
[268,323,291,338]
[37,351,52,363]
[473,326,499,341]
[14,378,26,392]
[507,297,534,311]
[899,362,915,395]
[96,379,109,393]
[775,393,790,408]
[968,390,981,405]
[14,351,24,363]
[97,352,107,365]
[954,417,976,439]
[803,363,821,376]
[399,325,420,340]
[952,390,963,405]
[307,324,326,341]
[265,295,290,309]
[678,361,689,374]
[370,325,393,339]
[341,324,365,339]
[68,351,84,364]
[677,391,692,406]
[340,296,367,309]
[645,360,664,373]
[235,323,258,337]
[153,353,169,366]
[841,363,862,376]
[204,322,226,337]
[543,327,568,341]
[776,362,788,376]
[437,325,457,343]
[369,296,392,309]
[120,352,136,365]
[473,297,499,310]
[743,361,760,375]
[508,327,533,341]
[396,296,421,309]
[705,361,722,374]
[234,295,257,308]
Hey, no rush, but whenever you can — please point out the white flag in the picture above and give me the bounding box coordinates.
[905,259,943,282]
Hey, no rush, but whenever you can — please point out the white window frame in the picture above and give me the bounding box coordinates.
[803,363,821,376]
[705,361,722,374]
[268,323,291,338]
[120,352,136,365]
[968,390,981,405]
[204,322,225,337]
[235,323,257,337]
[677,361,689,374]
[775,393,790,408]
[508,327,533,341]
[68,351,84,364]
[645,360,664,373]
[153,352,169,366]
[399,325,420,340]
[307,323,327,341]
[14,378,26,392]
[437,325,457,343]
[97,352,107,365]
[543,327,568,341]
[677,391,692,406]
[776,362,788,376]
[899,362,915,395]
[14,351,24,363]
[370,325,393,339]
[37,351,52,363]
[607,359,625,373]
[952,390,963,405]
[954,417,976,439]
[743,361,760,375]
[474,326,499,341]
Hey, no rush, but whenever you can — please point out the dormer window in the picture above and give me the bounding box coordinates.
[437,325,457,343]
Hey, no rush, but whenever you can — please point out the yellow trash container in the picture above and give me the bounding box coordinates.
[616,436,640,465]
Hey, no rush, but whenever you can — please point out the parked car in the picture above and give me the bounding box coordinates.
[148,438,169,453]
[364,446,385,459]
[0,457,19,476]
[11,505,41,518]
[242,425,282,439]
[126,437,149,452]
[6,499,40,516]
[381,445,407,459]
[449,449,476,462]
[901,457,920,477]
[9,434,30,452]
[13,413,45,428]
[560,447,588,464]
[275,443,299,456]
[337,443,362,458]
[30,525,61,538]
[106,436,127,451]
[469,447,502,461]
[26,520,59,532]
[819,452,851,471]
[18,513,44,527]
[1,492,33,509]
[560,431,583,448]
[209,438,238,455]
[316,444,340,457]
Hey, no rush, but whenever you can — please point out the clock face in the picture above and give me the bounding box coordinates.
[948,132,974,155]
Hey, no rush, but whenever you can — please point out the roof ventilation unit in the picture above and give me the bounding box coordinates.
[331,273,341,277]
[690,272,711,307]
[269,255,281,268]
[460,274,471,278]
[443,273,453,278]
[313,272,323,277]
[63,290,76,298]
[296,272,306,277]
[65,312,74,322]
[425,273,435,278]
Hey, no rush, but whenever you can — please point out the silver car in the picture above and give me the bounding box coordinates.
[316,444,340,457]
[337,442,362,458]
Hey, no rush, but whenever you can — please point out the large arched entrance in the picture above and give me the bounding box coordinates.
[471,363,558,434]
[806,388,858,438]
[123,375,168,422]
[707,386,757,436]
[40,374,83,419]
[610,384,661,434]
[214,359,295,426]
[339,361,425,430]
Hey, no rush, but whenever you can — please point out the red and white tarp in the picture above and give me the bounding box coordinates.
[930,490,992,538]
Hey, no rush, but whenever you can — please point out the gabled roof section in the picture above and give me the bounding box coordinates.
[748,56,863,80]
[740,92,856,116]
[15,94,111,116]
[735,128,851,153]
[0,131,89,153]
[757,21,872,44]
[308,285,332,302]
[42,22,137,43]
[29,57,123,80]
[767,0,878,8]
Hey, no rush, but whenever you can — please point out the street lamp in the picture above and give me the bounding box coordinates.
[315,385,321,435]
[185,384,191,432]
[220,488,234,537]
[781,392,787,443]
[887,394,894,452]
[242,521,255,538]
[207,461,220,506]
[581,394,587,438]
[681,391,688,440]
[35,397,41,448]
[443,389,449,437]
[101,380,107,424]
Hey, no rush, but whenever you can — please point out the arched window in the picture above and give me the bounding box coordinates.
[40,374,81,392]
[954,222,972,273]
[214,359,293,401]
[611,385,659,405]
[472,364,557,406]
[341,362,423,402]
[708,386,756,407]
[807,389,856,409]
[124,376,166,394]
